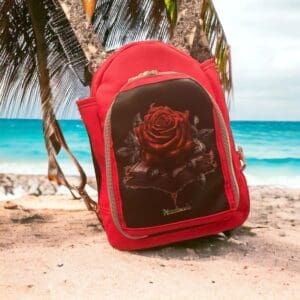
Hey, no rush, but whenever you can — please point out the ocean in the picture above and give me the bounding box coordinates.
[0,119,299,188]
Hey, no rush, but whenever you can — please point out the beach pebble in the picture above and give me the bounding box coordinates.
[273,223,281,229]
[39,182,57,195]
[10,211,44,224]
[4,201,18,210]
[266,205,273,211]
[186,248,196,256]
[228,238,247,246]
[0,175,14,194]
[27,179,41,196]
[217,232,227,239]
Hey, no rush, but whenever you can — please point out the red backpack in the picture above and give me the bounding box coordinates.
[77,41,250,250]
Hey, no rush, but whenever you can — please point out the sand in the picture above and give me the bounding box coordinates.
[0,183,299,299]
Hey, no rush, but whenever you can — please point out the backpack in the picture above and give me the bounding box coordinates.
[77,41,250,250]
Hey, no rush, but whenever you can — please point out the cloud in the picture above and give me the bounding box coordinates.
[214,0,300,120]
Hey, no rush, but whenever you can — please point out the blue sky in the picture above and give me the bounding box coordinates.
[214,0,300,120]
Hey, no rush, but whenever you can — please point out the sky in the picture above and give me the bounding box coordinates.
[214,0,300,120]
[1,1,299,121]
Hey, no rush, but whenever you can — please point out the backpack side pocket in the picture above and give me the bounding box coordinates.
[77,97,103,200]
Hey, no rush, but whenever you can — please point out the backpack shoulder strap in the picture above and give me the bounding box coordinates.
[45,116,97,211]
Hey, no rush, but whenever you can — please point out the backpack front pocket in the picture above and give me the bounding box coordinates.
[104,73,239,238]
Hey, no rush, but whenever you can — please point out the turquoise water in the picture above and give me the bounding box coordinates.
[231,121,300,187]
[0,119,299,187]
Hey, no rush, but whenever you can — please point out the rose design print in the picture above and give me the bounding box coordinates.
[134,105,194,165]
[117,103,217,215]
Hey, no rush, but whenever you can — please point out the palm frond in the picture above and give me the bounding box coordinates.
[92,0,176,51]
[0,0,93,207]
[0,0,181,208]
[0,0,182,117]
[164,0,178,27]
[47,1,90,85]
[200,0,233,99]
[0,0,88,118]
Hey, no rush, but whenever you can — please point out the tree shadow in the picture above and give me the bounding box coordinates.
[132,226,257,260]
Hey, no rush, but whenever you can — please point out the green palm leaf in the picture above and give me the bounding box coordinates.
[0,0,88,117]
[164,0,178,27]
[200,0,233,99]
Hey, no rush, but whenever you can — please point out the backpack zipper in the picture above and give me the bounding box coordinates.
[104,73,240,239]
[128,70,178,83]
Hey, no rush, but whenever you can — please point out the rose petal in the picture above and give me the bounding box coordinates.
[184,139,194,151]
[134,125,145,144]
[134,104,194,164]
[154,114,173,128]
[144,125,184,153]
[145,115,177,139]
[143,151,154,163]
[143,127,175,144]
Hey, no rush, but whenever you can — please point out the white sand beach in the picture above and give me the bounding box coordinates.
[0,174,299,299]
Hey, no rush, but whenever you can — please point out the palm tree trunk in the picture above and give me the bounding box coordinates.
[58,0,208,69]
[56,0,211,70]
[170,0,211,62]
[57,0,230,76]
[171,0,232,97]
[57,0,107,74]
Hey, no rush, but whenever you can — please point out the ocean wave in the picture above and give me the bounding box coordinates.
[0,162,96,177]
[245,173,300,188]
[246,157,300,164]
[1,162,299,188]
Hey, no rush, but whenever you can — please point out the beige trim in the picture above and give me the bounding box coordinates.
[104,73,240,239]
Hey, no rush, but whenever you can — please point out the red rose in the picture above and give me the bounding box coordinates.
[134,104,194,165]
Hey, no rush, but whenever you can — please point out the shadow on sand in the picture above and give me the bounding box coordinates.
[132,226,257,260]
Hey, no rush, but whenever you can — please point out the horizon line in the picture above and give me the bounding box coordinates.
[1,117,300,122]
